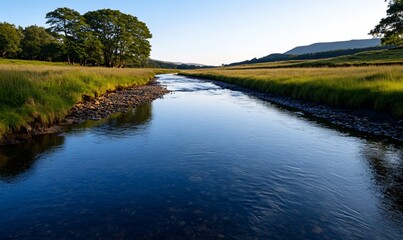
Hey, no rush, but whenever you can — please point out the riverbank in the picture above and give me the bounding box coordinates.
[65,80,169,123]
[181,66,403,117]
[0,65,172,145]
[180,71,403,142]
[0,80,169,145]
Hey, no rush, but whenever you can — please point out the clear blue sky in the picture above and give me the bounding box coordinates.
[2,0,387,65]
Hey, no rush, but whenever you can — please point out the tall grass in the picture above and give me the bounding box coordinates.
[0,64,171,139]
[182,66,403,117]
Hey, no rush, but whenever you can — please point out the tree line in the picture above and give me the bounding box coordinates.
[0,7,152,67]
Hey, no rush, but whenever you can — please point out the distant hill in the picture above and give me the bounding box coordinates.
[146,59,213,69]
[224,48,403,69]
[226,45,392,67]
[285,39,381,55]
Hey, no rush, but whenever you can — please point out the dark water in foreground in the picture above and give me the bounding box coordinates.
[0,74,402,239]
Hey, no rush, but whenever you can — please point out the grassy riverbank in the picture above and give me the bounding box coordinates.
[0,64,170,140]
[181,66,403,117]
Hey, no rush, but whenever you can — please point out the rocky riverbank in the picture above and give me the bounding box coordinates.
[205,79,403,143]
[0,80,170,146]
[65,80,169,123]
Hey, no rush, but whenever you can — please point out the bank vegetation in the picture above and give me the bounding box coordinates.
[182,65,403,117]
[0,64,170,141]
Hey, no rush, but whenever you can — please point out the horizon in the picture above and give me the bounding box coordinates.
[1,0,387,65]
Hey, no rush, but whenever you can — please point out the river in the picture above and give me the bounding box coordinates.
[0,74,402,239]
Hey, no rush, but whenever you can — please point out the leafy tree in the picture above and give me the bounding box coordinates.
[20,25,59,60]
[46,7,87,63]
[370,0,403,46]
[41,41,62,62]
[75,30,104,66]
[84,9,152,67]
[120,13,152,67]
[0,22,22,58]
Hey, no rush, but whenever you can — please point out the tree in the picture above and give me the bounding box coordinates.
[370,0,403,46]
[46,7,87,63]
[41,41,62,62]
[119,13,152,67]
[0,22,22,58]
[20,25,59,60]
[84,9,152,67]
[75,30,104,66]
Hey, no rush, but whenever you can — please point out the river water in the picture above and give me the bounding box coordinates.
[0,74,402,239]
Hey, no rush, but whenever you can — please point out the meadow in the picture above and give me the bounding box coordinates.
[182,65,403,117]
[0,63,170,139]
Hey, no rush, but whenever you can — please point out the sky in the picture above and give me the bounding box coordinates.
[1,0,388,66]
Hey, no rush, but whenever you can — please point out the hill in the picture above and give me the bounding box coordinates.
[285,39,381,55]
[226,46,392,67]
[146,59,213,69]
[224,48,403,69]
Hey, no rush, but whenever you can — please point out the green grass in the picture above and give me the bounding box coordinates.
[181,66,403,118]
[0,58,69,66]
[0,64,172,140]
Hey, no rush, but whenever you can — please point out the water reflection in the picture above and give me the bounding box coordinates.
[0,134,64,182]
[69,103,153,135]
[0,104,153,182]
[362,141,403,214]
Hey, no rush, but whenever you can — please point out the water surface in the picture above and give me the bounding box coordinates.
[0,74,402,239]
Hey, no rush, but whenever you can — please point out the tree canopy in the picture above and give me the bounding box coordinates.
[46,7,88,64]
[370,0,403,46]
[84,9,152,67]
[20,25,60,60]
[0,22,22,58]
[44,7,152,67]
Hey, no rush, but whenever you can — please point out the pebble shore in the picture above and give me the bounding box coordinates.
[65,81,169,123]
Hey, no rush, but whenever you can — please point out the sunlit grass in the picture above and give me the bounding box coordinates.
[0,58,69,66]
[182,66,403,117]
[0,64,172,139]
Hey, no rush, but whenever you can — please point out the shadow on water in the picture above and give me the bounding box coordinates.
[0,103,153,182]
[361,141,403,215]
[0,134,65,182]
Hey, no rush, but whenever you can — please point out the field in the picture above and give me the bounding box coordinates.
[0,58,69,66]
[181,65,403,117]
[0,63,170,139]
